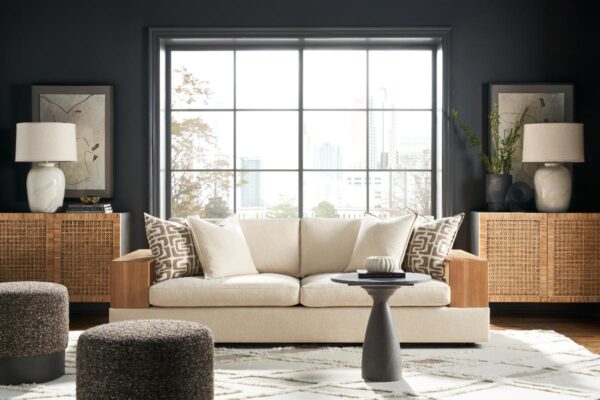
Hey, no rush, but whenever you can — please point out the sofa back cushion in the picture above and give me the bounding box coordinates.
[239,219,300,277]
[300,218,362,277]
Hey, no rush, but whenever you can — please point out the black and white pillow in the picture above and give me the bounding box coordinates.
[144,213,201,282]
[403,213,464,280]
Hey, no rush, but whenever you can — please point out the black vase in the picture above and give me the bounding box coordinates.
[486,174,511,211]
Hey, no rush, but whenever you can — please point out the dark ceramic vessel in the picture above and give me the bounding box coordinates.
[486,174,511,211]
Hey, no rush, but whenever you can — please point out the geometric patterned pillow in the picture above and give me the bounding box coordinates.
[144,213,201,283]
[402,213,464,280]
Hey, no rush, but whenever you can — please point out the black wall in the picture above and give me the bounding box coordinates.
[1,0,598,250]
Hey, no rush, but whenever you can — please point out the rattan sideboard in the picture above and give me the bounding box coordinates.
[471,212,600,303]
[0,213,130,302]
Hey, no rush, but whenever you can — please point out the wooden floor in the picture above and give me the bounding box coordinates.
[70,313,600,354]
[491,313,600,354]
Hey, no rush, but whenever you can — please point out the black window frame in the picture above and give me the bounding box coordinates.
[148,28,452,219]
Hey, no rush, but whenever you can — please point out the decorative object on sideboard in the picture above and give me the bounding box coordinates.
[364,256,398,273]
[504,182,535,211]
[450,105,528,211]
[32,85,113,198]
[486,174,511,211]
[522,123,584,212]
[79,194,101,204]
[489,83,574,187]
[15,122,77,212]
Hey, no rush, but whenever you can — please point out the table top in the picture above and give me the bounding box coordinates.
[331,272,432,286]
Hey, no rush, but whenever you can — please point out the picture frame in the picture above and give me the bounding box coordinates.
[32,85,113,198]
[489,83,574,186]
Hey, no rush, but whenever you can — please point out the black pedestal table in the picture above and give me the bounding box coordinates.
[331,272,432,382]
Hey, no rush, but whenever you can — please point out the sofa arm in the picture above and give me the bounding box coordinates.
[444,249,488,308]
[110,249,156,309]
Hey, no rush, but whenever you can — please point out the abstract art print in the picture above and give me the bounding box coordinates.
[32,85,113,197]
[490,84,573,186]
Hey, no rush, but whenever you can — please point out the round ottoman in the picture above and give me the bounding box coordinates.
[77,320,213,400]
[0,281,69,385]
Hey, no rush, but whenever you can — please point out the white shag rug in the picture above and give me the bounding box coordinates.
[1,330,599,399]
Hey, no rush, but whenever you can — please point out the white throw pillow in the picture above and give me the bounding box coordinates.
[187,215,258,279]
[345,213,417,272]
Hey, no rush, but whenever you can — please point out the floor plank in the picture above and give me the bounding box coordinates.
[491,313,600,354]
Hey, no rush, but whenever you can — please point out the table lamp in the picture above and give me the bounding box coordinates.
[15,122,77,212]
[522,123,584,212]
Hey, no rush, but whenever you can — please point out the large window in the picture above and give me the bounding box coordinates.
[163,39,440,219]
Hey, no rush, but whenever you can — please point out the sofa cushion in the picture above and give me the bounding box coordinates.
[187,215,258,279]
[404,213,465,280]
[300,273,450,307]
[144,213,200,282]
[150,273,300,307]
[346,213,417,271]
[300,218,362,277]
[239,219,300,277]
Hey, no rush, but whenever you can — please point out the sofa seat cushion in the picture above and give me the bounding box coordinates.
[150,273,300,307]
[300,273,450,307]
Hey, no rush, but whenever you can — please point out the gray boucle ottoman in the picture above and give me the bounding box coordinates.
[77,319,213,400]
[0,281,69,385]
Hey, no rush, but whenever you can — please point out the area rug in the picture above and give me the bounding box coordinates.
[1,330,599,399]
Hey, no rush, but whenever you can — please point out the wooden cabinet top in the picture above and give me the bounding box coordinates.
[472,212,600,218]
[0,212,129,218]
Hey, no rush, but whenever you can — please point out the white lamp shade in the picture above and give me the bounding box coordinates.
[15,122,77,162]
[522,123,584,163]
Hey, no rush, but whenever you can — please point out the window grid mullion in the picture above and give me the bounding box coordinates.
[171,108,433,112]
[165,50,172,218]
[233,50,237,214]
[431,47,438,217]
[298,49,304,218]
[365,49,370,213]
[171,169,433,172]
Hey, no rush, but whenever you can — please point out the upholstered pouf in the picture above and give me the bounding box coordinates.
[0,281,69,385]
[77,320,213,400]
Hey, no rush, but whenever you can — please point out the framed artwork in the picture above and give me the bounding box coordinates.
[32,85,113,198]
[489,84,574,186]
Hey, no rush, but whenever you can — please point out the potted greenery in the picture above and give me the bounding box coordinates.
[450,104,528,211]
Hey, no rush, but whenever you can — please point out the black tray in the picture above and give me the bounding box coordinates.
[357,269,406,279]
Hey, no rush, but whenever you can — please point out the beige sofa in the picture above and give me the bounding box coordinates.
[110,218,490,343]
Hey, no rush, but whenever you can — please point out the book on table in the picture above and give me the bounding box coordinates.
[65,203,113,213]
[357,269,406,279]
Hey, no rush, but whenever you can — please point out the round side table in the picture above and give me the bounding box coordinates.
[331,272,431,382]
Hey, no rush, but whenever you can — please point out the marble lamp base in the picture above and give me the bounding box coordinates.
[533,162,572,212]
[26,163,66,213]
